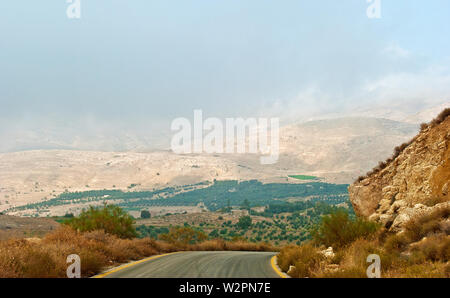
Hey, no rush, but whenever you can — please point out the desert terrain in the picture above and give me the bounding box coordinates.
[0,116,421,214]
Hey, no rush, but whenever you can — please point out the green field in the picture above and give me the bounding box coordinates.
[288,175,319,180]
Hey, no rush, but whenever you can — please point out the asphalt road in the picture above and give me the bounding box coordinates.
[98,251,283,278]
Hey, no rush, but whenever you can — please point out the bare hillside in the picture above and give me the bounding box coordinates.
[0,117,418,212]
[0,214,59,240]
[349,109,450,232]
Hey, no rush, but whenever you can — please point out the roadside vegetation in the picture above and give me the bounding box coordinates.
[2,202,448,278]
[135,200,352,245]
[65,204,137,238]
[0,204,274,278]
[310,210,379,248]
[277,205,450,278]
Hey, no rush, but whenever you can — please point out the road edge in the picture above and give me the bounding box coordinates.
[270,255,290,278]
[92,252,180,278]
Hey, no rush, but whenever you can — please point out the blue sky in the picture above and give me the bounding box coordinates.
[0,1,449,150]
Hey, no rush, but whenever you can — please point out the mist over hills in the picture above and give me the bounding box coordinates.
[1,102,448,212]
[0,116,420,212]
[1,101,448,153]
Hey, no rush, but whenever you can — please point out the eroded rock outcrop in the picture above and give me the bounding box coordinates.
[349,110,450,232]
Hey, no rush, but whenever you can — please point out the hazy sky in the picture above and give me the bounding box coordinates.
[1,1,450,151]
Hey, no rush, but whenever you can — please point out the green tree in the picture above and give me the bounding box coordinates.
[209,229,219,238]
[241,199,250,210]
[140,210,151,219]
[237,215,252,230]
[65,204,137,239]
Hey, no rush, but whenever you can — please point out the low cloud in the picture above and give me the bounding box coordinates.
[258,62,450,124]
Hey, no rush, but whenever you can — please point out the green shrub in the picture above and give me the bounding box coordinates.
[140,210,151,219]
[64,204,137,239]
[311,210,379,248]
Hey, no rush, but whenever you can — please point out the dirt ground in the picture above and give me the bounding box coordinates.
[0,214,60,240]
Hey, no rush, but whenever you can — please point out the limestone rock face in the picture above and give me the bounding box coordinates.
[349,116,450,232]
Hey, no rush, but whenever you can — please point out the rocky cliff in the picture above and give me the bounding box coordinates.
[349,109,450,232]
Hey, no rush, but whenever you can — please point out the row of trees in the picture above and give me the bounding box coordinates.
[15,180,348,215]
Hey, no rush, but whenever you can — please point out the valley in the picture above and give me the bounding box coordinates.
[0,116,420,213]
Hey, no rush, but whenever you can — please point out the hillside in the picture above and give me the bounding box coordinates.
[0,117,418,212]
[279,117,417,176]
[277,109,450,278]
[0,214,59,240]
[349,109,450,232]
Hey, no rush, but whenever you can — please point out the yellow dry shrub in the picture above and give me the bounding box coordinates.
[277,244,324,278]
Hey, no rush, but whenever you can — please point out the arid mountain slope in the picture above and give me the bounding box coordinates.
[0,117,418,211]
[280,117,417,175]
[0,151,272,211]
[349,109,450,231]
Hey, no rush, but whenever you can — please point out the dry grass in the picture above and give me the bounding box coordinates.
[278,236,449,278]
[191,239,274,252]
[398,262,449,278]
[384,205,449,257]
[0,227,170,278]
[402,205,449,243]
[409,234,450,263]
[277,244,325,278]
[423,196,449,207]
[277,206,450,278]
[0,226,275,278]
[0,215,60,241]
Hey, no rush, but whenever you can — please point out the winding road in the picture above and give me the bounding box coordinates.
[95,251,284,278]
